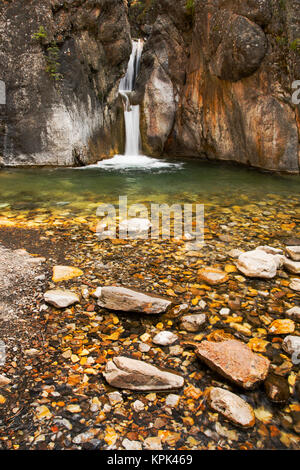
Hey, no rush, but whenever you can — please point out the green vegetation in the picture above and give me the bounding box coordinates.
[290,38,300,53]
[186,0,195,16]
[32,27,63,81]
[31,26,47,41]
[279,0,286,9]
[276,35,288,47]
[45,43,63,82]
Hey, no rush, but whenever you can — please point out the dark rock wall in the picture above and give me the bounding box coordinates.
[0,0,131,166]
[0,0,299,172]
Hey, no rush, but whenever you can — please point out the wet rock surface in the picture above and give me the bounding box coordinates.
[264,374,290,404]
[286,247,300,262]
[236,249,279,279]
[44,290,80,309]
[283,336,300,357]
[284,259,300,275]
[103,356,184,391]
[152,331,178,346]
[180,314,206,333]
[198,268,228,285]
[0,193,299,450]
[52,266,83,283]
[286,307,300,323]
[195,340,270,389]
[97,286,172,314]
[208,387,255,428]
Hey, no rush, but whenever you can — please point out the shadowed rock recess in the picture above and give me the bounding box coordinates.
[0,0,299,171]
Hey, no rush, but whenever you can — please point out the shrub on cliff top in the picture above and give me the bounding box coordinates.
[186,0,195,16]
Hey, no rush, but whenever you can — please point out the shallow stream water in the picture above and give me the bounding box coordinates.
[0,159,300,215]
[0,157,299,450]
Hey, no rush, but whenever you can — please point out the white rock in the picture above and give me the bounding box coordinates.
[119,218,151,235]
[122,438,142,451]
[282,336,300,356]
[54,418,72,430]
[180,314,206,332]
[97,286,172,314]
[165,394,180,407]
[219,308,230,316]
[184,232,196,241]
[108,391,123,406]
[92,287,102,298]
[72,431,95,445]
[171,303,189,316]
[236,249,278,279]
[284,258,300,274]
[24,348,39,356]
[199,300,207,310]
[103,404,112,413]
[209,387,255,428]
[44,290,80,308]
[103,356,184,391]
[138,342,150,353]
[97,230,116,240]
[228,249,244,258]
[152,331,178,346]
[286,246,300,261]
[132,400,145,412]
[290,279,300,292]
[286,306,300,322]
[143,437,163,450]
[0,374,11,387]
[169,345,183,356]
[257,246,283,255]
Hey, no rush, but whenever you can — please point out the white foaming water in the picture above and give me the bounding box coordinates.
[119,39,143,157]
[95,40,180,171]
[93,154,180,170]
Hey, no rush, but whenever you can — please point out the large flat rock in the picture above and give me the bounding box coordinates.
[286,306,300,323]
[103,356,184,391]
[286,246,300,261]
[290,279,300,291]
[209,387,255,428]
[196,339,270,389]
[96,286,172,314]
[236,249,279,278]
[284,258,300,274]
[282,336,300,357]
[44,289,80,308]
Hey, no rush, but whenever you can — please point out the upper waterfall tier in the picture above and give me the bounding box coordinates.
[119,40,143,93]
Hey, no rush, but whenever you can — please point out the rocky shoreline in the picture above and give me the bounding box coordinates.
[0,203,299,450]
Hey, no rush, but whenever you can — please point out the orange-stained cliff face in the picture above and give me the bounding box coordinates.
[134,0,300,173]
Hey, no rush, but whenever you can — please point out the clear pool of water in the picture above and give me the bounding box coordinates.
[0,158,299,214]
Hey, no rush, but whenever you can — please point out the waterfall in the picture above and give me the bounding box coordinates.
[93,39,181,170]
[119,39,143,157]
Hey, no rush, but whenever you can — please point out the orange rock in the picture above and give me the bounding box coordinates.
[248,337,269,353]
[52,265,83,282]
[206,329,235,342]
[196,339,270,389]
[198,267,228,285]
[268,319,295,335]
